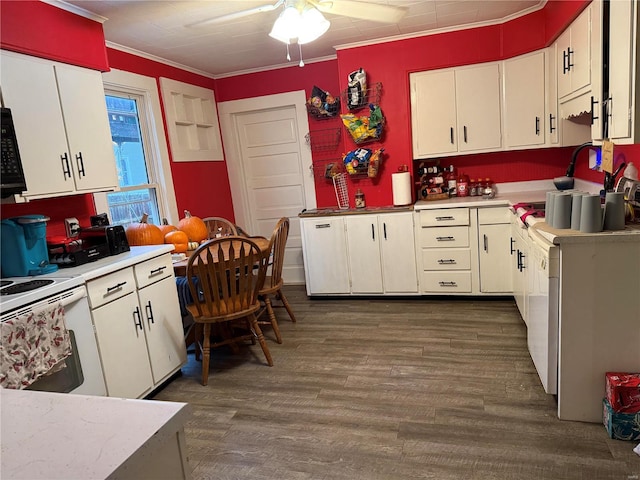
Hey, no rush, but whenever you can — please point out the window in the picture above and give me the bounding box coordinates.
[96,69,178,227]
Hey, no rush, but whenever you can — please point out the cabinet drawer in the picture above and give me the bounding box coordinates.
[134,254,174,289]
[87,268,136,309]
[421,248,471,270]
[478,207,510,225]
[419,226,469,248]
[419,208,469,227]
[421,271,472,293]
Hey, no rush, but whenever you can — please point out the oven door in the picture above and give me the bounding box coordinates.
[2,286,106,396]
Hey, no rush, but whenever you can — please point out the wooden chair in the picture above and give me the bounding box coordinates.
[257,217,296,344]
[185,236,273,385]
[202,217,238,239]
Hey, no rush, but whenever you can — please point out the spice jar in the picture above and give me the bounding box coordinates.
[355,188,366,208]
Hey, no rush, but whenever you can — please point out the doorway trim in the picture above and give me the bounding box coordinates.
[218,90,316,232]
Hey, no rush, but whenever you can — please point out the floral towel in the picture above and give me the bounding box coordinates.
[0,302,71,389]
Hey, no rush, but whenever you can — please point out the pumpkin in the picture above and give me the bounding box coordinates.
[164,230,189,254]
[125,213,165,246]
[158,218,178,237]
[178,210,208,242]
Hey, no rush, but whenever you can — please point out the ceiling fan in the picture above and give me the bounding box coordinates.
[186,0,409,29]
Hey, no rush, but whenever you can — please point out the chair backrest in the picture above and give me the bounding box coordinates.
[202,217,238,239]
[266,217,290,288]
[186,236,267,319]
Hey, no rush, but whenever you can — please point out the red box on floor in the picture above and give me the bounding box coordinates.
[605,372,640,413]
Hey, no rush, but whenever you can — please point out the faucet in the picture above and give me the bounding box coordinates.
[553,141,593,190]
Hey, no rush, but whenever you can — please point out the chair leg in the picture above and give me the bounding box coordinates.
[264,296,282,344]
[249,313,273,366]
[277,288,297,323]
[194,323,203,361]
[201,323,211,386]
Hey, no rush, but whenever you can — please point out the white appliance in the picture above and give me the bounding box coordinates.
[512,204,560,395]
[526,227,559,394]
[1,276,106,396]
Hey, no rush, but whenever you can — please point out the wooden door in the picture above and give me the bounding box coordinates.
[219,91,315,285]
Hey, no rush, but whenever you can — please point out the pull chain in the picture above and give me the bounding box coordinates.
[286,43,291,61]
[298,43,304,67]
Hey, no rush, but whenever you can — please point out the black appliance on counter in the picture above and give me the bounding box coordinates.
[1,108,27,198]
[47,225,129,268]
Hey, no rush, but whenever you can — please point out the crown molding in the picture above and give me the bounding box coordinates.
[42,0,107,23]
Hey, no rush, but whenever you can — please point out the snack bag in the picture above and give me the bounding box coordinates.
[347,68,367,110]
[368,148,384,178]
[343,148,372,175]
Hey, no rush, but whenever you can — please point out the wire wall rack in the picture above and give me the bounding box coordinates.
[341,82,382,112]
[305,128,342,153]
[310,158,343,179]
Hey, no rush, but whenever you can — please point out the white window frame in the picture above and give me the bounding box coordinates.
[96,69,179,224]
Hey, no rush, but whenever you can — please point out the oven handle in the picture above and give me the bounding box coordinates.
[59,287,88,308]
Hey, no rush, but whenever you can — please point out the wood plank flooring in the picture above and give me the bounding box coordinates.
[152,286,640,480]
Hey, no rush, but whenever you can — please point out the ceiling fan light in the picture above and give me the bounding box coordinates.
[269,5,301,44]
[298,6,330,45]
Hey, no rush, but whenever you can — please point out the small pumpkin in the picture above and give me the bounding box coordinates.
[125,213,165,246]
[158,218,178,237]
[164,230,189,254]
[178,210,208,243]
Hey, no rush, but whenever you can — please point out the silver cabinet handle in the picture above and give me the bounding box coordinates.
[439,281,458,287]
[437,259,456,264]
[436,236,455,241]
[315,224,330,229]
[435,216,455,221]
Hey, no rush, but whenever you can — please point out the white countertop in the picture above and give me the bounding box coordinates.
[0,388,190,480]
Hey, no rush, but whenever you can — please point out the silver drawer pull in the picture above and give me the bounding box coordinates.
[439,281,458,287]
[149,266,166,276]
[435,216,455,221]
[106,281,127,293]
[436,236,455,241]
[315,224,330,229]
[438,259,456,264]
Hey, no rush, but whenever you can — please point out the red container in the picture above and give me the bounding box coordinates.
[605,372,640,413]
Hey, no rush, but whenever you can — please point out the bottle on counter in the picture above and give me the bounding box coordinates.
[446,165,457,197]
[355,188,366,208]
[457,172,470,197]
[469,179,478,197]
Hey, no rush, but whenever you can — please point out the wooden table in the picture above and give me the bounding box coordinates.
[172,236,270,277]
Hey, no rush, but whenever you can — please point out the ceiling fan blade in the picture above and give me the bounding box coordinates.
[310,0,408,23]
[186,1,284,28]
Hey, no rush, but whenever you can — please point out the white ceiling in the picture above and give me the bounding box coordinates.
[60,0,544,78]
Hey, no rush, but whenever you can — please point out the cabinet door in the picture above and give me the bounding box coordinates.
[301,217,350,294]
[479,223,513,293]
[345,215,383,294]
[92,293,154,398]
[379,212,418,293]
[503,52,545,148]
[410,70,458,157]
[55,65,119,192]
[0,52,73,197]
[138,276,187,384]
[569,6,591,94]
[607,0,634,140]
[455,63,502,152]
[556,29,572,99]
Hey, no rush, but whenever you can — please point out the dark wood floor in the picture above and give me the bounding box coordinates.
[152,286,640,480]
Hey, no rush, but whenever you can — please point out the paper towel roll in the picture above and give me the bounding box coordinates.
[392,171,412,206]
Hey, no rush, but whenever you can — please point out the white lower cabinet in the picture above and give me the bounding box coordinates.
[88,253,186,398]
[300,217,350,295]
[345,212,418,294]
[478,207,513,293]
[510,216,530,324]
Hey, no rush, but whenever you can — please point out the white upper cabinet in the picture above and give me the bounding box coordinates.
[503,51,546,149]
[557,5,591,100]
[0,50,118,201]
[410,62,502,159]
[607,0,639,143]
